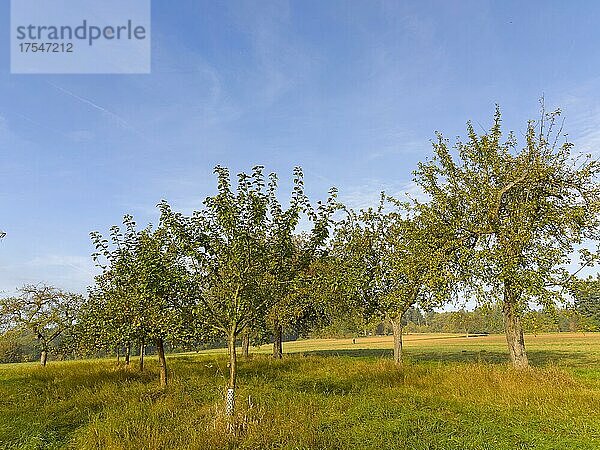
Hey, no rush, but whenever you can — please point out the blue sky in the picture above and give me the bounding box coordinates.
[1,0,600,294]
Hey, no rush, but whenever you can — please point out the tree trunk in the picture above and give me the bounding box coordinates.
[125,345,131,365]
[503,284,529,369]
[391,317,403,365]
[226,332,237,416]
[139,341,145,372]
[273,322,283,359]
[227,333,237,388]
[242,332,250,358]
[116,348,120,363]
[156,338,168,388]
[40,349,48,367]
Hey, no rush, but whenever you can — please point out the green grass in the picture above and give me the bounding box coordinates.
[1,333,600,449]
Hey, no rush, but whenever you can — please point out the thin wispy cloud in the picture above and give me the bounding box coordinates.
[47,82,153,144]
[27,255,96,275]
[0,255,98,295]
[227,0,317,108]
[566,110,600,158]
[339,180,427,211]
[0,115,7,136]
[10,110,74,141]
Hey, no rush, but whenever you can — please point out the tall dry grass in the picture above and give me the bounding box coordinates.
[1,335,599,449]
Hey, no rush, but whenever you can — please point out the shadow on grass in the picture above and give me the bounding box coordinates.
[298,348,598,367]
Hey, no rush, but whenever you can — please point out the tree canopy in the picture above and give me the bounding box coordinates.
[158,165,330,412]
[414,106,600,367]
[88,215,192,387]
[0,285,82,366]
[331,194,458,363]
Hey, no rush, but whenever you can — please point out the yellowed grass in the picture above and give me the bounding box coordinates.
[190,332,600,360]
[2,333,600,449]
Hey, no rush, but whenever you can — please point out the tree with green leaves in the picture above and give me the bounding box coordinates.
[522,308,559,336]
[572,276,600,331]
[90,216,192,387]
[449,309,474,337]
[72,289,117,358]
[332,195,457,364]
[264,188,338,359]
[0,285,82,366]
[414,106,600,368]
[87,216,143,364]
[0,329,40,363]
[159,166,309,413]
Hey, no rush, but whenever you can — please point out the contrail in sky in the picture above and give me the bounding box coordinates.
[47,82,152,143]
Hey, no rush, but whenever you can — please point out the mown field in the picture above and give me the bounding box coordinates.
[1,333,599,449]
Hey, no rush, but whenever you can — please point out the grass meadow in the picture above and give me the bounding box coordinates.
[1,333,599,449]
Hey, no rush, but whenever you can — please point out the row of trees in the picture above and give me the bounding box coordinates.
[4,299,597,365]
[77,165,339,415]
[2,107,600,413]
[317,304,598,338]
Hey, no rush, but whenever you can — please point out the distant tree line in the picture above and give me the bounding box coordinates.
[2,105,600,416]
[315,303,597,338]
